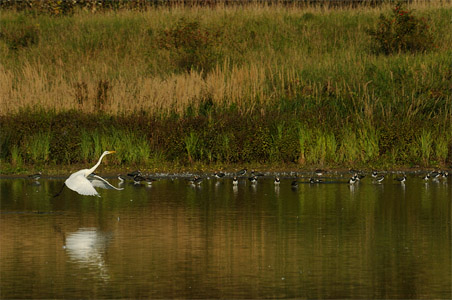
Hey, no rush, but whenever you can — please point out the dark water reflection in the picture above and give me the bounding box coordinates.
[1,175,450,299]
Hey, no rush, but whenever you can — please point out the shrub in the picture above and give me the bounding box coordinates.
[156,18,222,72]
[368,2,434,55]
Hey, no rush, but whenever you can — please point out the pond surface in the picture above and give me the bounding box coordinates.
[1,173,451,299]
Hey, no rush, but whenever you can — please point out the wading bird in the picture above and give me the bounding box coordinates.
[54,151,122,197]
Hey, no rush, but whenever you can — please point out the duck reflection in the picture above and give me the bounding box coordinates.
[64,228,112,281]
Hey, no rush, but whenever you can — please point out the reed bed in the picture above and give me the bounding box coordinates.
[0,1,451,170]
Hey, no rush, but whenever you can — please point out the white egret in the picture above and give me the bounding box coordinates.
[54,151,122,197]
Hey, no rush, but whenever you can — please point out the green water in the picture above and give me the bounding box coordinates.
[0,174,450,299]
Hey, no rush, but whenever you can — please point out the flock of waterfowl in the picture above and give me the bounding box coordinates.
[115,168,449,189]
[25,151,449,197]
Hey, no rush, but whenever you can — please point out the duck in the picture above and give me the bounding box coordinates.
[28,172,42,181]
[127,170,141,178]
[236,168,247,176]
[232,176,239,185]
[376,175,385,183]
[355,173,366,181]
[133,175,146,184]
[214,171,225,179]
[315,169,325,176]
[118,174,127,182]
[395,175,407,183]
[274,177,280,185]
[349,175,357,184]
[248,175,258,184]
[188,176,203,185]
[309,177,323,184]
[250,170,265,177]
[371,171,378,178]
[291,180,299,188]
[145,176,156,185]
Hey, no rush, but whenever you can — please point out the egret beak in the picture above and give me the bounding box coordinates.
[109,151,116,154]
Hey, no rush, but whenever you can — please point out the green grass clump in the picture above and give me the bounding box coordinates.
[184,131,200,163]
[418,128,433,165]
[26,131,51,164]
[10,145,22,167]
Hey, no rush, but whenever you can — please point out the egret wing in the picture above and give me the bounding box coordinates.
[65,174,99,196]
[89,175,124,191]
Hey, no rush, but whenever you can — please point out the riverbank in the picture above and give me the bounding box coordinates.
[1,2,451,171]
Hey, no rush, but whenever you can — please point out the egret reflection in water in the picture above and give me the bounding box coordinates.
[64,228,113,281]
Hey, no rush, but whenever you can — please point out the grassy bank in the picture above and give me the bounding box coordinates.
[1,110,451,174]
[1,1,451,173]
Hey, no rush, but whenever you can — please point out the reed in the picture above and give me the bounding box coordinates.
[26,131,51,163]
[184,131,200,163]
[297,125,310,165]
[418,129,433,165]
[434,129,452,164]
[79,130,92,163]
[358,126,379,163]
[10,145,22,167]
[338,127,360,165]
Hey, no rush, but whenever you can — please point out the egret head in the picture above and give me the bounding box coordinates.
[105,150,116,155]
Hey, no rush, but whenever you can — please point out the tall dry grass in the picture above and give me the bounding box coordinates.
[0,1,451,120]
